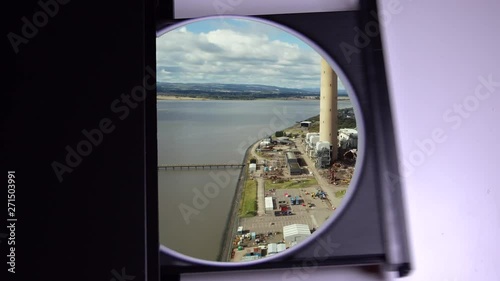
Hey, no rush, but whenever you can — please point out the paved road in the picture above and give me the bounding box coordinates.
[240,186,333,236]
[296,140,348,209]
[248,138,348,215]
[257,178,265,216]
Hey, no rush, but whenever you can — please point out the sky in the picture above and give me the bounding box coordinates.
[157,18,345,90]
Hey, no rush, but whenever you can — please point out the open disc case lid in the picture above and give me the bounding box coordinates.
[154,0,411,279]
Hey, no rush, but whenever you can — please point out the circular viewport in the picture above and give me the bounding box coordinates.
[157,16,364,265]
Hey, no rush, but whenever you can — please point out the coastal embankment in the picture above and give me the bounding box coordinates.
[217,142,254,261]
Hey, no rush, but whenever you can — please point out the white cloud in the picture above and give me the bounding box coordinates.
[156,21,345,89]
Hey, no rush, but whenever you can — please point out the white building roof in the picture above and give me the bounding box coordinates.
[241,255,261,261]
[265,197,274,210]
[276,243,287,252]
[338,128,358,136]
[306,133,320,142]
[309,136,320,148]
[267,243,286,254]
[283,224,311,243]
[315,141,331,152]
[267,243,277,254]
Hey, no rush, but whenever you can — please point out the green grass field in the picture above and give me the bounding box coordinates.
[335,189,347,198]
[265,178,318,190]
[239,179,257,217]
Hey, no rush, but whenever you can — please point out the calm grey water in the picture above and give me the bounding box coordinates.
[158,99,351,261]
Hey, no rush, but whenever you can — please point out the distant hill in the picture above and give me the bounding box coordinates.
[299,87,347,96]
[299,87,320,93]
[157,82,348,99]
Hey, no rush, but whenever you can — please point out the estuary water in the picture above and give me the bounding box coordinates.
[158,99,351,261]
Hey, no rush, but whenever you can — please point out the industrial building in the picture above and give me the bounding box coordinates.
[276,137,292,144]
[306,127,356,168]
[285,152,302,175]
[288,163,301,175]
[301,59,347,169]
[249,163,257,173]
[315,140,332,169]
[303,58,339,169]
[283,224,311,245]
[305,133,320,156]
[266,243,287,257]
[300,121,312,127]
[259,139,271,147]
[264,197,274,213]
[304,132,333,168]
[286,152,297,163]
[338,128,358,149]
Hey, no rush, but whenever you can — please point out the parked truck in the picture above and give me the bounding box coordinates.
[274,205,292,216]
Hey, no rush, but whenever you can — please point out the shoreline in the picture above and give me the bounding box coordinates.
[217,115,315,261]
[216,113,328,261]
[217,142,254,261]
[157,95,208,101]
[157,95,351,102]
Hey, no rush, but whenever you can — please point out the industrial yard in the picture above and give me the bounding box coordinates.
[228,121,357,262]
[226,59,359,262]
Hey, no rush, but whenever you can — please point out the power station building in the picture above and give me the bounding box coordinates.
[286,152,301,175]
[338,128,358,149]
[303,58,340,169]
[305,133,320,156]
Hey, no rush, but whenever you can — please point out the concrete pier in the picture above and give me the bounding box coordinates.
[158,164,245,170]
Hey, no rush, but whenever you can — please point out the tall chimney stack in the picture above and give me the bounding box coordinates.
[319,58,338,161]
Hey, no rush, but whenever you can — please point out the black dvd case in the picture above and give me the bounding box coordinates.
[155,0,411,279]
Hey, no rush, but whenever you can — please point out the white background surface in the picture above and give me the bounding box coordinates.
[180,0,500,280]
[380,0,500,280]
